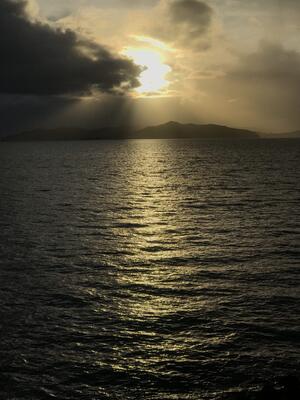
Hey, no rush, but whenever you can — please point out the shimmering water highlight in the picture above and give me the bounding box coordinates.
[0,139,299,399]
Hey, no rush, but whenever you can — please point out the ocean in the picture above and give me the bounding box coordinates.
[0,139,299,399]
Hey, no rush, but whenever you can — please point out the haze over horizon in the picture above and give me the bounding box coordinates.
[1,0,300,136]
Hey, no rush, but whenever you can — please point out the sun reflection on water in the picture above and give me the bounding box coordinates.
[107,141,205,323]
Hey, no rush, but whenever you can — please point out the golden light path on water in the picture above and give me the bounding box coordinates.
[90,140,228,377]
[1,139,299,399]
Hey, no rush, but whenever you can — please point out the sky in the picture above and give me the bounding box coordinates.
[1,0,300,135]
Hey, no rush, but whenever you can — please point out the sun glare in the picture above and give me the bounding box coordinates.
[124,48,171,95]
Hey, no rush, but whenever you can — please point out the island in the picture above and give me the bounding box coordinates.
[1,121,260,141]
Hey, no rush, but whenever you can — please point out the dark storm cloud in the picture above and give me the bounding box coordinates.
[154,0,214,50]
[0,94,77,135]
[0,92,135,137]
[0,0,141,96]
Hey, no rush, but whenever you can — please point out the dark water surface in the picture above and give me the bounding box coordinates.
[0,139,299,399]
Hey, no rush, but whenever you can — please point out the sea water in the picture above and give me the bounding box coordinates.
[0,139,299,399]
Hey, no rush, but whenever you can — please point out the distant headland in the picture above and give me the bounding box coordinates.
[1,121,300,141]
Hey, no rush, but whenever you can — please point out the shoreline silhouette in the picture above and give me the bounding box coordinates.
[2,121,299,142]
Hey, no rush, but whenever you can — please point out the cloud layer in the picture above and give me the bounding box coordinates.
[189,41,300,132]
[1,0,300,135]
[0,0,141,96]
[150,0,214,50]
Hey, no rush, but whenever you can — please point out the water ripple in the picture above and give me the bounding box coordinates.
[0,139,299,399]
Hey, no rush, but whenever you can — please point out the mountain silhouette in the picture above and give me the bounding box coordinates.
[2,121,263,141]
[136,121,259,139]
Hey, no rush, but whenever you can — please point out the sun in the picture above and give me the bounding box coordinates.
[124,48,171,95]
